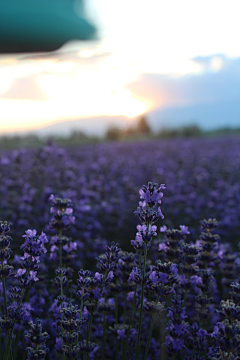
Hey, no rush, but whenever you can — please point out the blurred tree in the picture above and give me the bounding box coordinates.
[181,125,201,137]
[136,115,150,134]
[70,130,88,140]
[158,125,202,138]
[125,127,135,136]
[106,127,122,140]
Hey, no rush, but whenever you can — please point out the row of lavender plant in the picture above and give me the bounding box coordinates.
[1,136,240,256]
[1,181,240,359]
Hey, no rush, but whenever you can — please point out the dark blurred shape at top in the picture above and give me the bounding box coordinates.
[0,0,97,53]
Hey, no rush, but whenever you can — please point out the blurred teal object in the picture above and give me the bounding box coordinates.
[0,0,96,53]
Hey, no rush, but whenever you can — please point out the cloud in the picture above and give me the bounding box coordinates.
[0,75,49,101]
[1,53,239,134]
[22,47,113,65]
[126,54,240,130]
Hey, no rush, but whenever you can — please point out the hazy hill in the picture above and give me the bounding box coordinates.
[29,115,135,138]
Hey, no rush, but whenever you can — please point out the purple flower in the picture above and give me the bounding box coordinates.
[92,288,101,299]
[149,270,158,284]
[172,339,185,351]
[179,225,190,235]
[166,336,186,351]
[160,225,167,232]
[158,242,169,252]
[23,229,37,239]
[174,324,186,336]
[130,234,145,252]
[158,272,169,284]
[131,235,143,246]
[21,229,48,257]
[190,275,202,285]
[157,207,164,219]
[69,242,77,251]
[62,215,75,227]
[49,194,55,202]
[108,298,115,306]
[127,291,135,302]
[15,269,26,278]
[139,183,165,207]
[170,264,178,276]
[128,267,138,282]
[117,329,126,340]
[38,232,48,244]
[106,271,114,283]
[49,196,74,231]
[94,272,103,281]
[196,328,208,337]
[51,245,58,252]
[178,274,187,285]
[29,271,39,282]
[136,224,147,233]
[20,253,30,260]
[55,337,63,352]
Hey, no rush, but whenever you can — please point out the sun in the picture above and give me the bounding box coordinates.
[108,89,149,118]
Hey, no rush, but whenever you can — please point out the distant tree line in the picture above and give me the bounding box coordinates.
[106,119,240,141]
[106,116,150,140]
[158,125,201,138]
[1,121,240,150]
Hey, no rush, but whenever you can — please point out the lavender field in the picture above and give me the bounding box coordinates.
[0,135,240,360]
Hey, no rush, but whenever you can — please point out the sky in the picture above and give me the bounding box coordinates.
[0,0,240,136]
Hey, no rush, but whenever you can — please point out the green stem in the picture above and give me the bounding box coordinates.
[102,312,106,360]
[122,285,137,360]
[2,261,12,360]
[86,313,92,343]
[58,238,66,360]
[138,252,143,270]
[1,261,8,318]
[76,286,85,348]
[86,270,109,344]
[4,267,31,360]
[122,252,142,360]
[184,289,187,307]
[79,286,85,321]
[116,337,118,360]
[123,293,127,323]
[9,347,13,360]
[128,285,137,328]
[86,315,93,360]
[143,296,159,360]
[86,271,109,360]
[160,307,167,360]
[134,243,147,360]
[13,332,21,360]
[115,294,118,325]
[115,293,119,360]
[59,244,63,315]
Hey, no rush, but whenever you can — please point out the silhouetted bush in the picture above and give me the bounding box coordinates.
[106,126,123,140]
[70,130,88,140]
[158,125,202,138]
[136,115,151,133]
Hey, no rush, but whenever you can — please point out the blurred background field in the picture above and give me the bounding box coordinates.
[1,118,240,150]
[1,133,240,264]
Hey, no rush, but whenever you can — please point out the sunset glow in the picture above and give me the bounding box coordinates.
[0,0,240,135]
[0,87,149,134]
